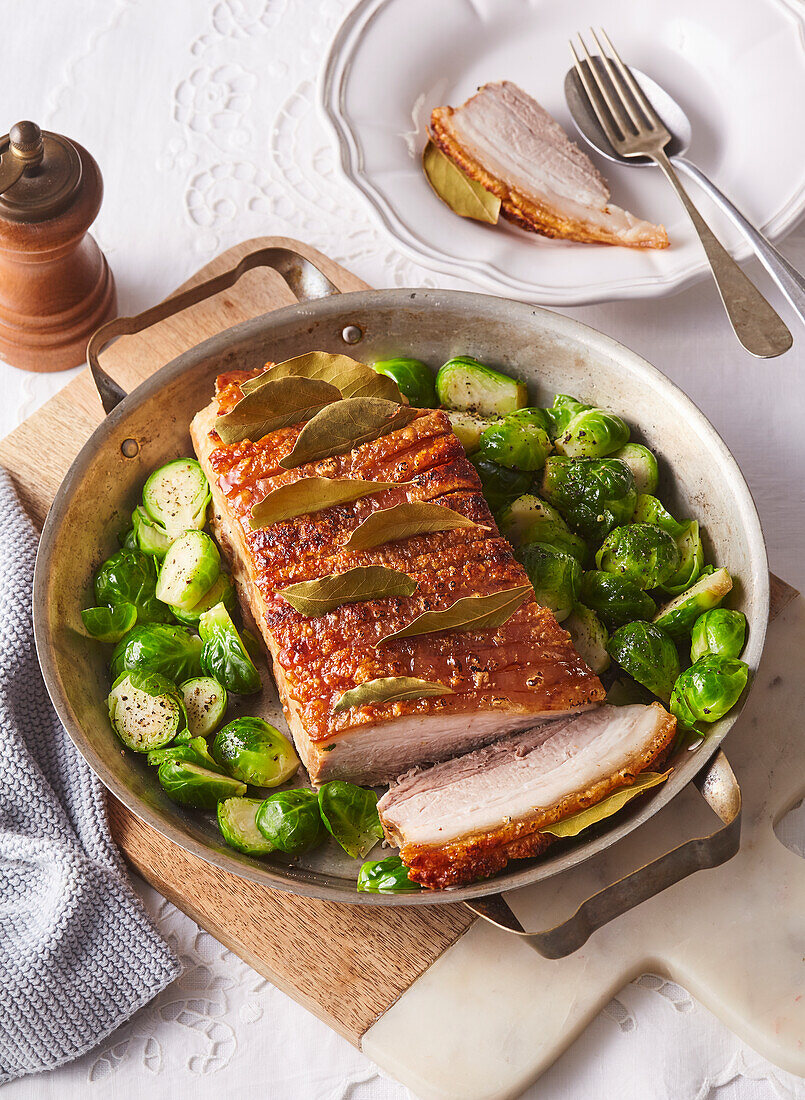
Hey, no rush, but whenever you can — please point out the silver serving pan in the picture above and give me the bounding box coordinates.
[33,248,767,955]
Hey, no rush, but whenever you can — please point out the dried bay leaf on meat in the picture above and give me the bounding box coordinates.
[278,566,417,616]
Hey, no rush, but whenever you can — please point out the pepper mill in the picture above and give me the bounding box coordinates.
[0,121,116,371]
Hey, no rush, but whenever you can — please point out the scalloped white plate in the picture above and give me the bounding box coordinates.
[320,0,805,305]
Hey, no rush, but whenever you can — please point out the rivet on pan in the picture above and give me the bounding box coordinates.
[121,438,139,458]
[341,324,363,345]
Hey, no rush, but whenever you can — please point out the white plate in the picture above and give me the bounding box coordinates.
[320,0,805,305]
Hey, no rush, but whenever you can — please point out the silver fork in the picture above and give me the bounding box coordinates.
[570,29,792,359]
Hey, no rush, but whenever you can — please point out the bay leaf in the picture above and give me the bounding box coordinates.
[422,140,501,224]
[344,501,483,551]
[540,770,672,839]
[377,583,532,645]
[250,477,405,529]
[215,377,342,444]
[333,676,453,712]
[242,351,403,403]
[279,398,418,470]
[278,566,417,617]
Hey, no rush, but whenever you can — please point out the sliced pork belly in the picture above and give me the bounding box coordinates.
[431,81,668,248]
[191,370,605,785]
[378,703,676,888]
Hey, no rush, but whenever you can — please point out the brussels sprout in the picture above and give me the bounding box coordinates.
[157,759,245,809]
[81,602,137,643]
[142,458,211,540]
[373,357,436,407]
[515,544,581,623]
[661,521,704,596]
[470,457,532,513]
[255,789,327,854]
[555,408,630,459]
[579,571,657,629]
[318,781,384,859]
[111,623,203,683]
[595,524,680,590]
[670,654,748,727]
[478,409,553,471]
[94,548,172,625]
[543,394,590,438]
[357,855,422,893]
[218,797,276,855]
[498,494,562,545]
[212,717,299,787]
[563,604,610,674]
[541,457,637,543]
[156,530,221,611]
[171,572,236,626]
[446,410,497,454]
[199,602,261,695]
[653,567,732,638]
[132,505,171,559]
[436,356,527,416]
[632,494,688,537]
[607,621,680,703]
[108,670,186,752]
[690,609,747,663]
[612,444,659,495]
[147,736,222,772]
[120,526,138,550]
[180,676,228,738]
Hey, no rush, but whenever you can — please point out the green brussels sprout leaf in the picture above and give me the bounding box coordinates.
[661,521,704,596]
[199,602,262,694]
[94,548,172,625]
[157,759,245,809]
[111,623,203,684]
[607,621,680,703]
[81,602,137,643]
[357,855,422,893]
[373,357,437,407]
[318,781,384,859]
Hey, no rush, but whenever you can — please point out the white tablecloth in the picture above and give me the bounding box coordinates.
[1,2,803,1098]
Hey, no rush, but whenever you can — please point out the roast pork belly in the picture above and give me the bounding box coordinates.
[191,369,605,785]
[378,703,676,888]
[430,81,668,249]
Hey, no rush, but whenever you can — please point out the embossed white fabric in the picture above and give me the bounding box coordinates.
[0,1,803,1098]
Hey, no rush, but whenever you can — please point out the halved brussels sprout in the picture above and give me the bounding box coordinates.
[143,458,211,540]
[171,572,236,627]
[471,457,533,513]
[108,670,186,752]
[81,602,137,643]
[516,544,581,623]
[555,408,629,459]
[132,505,171,559]
[632,494,688,537]
[373,357,436,407]
[563,604,610,674]
[147,736,221,772]
[607,621,680,703]
[155,530,221,612]
[653,567,732,638]
[612,444,659,495]
[218,796,275,855]
[94,548,172,625]
[111,623,203,684]
[661,521,704,596]
[436,356,527,416]
[478,409,552,471]
[212,717,299,787]
[579,571,657,629]
[541,457,637,543]
[595,524,680,590]
[543,394,589,439]
[446,410,497,454]
[357,856,421,893]
[690,609,747,663]
[318,781,384,859]
[199,602,261,695]
[670,654,748,727]
[157,759,245,809]
[255,789,327,855]
[498,494,562,546]
[180,676,228,738]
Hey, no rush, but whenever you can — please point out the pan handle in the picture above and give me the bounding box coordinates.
[86,246,340,415]
[463,749,741,959]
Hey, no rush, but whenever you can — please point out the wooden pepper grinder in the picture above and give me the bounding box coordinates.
[0,120,116,371]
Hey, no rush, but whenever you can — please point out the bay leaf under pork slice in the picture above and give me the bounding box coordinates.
[241,351,403,403]
[343,500,483,551]
[249,477,405,529]
[278,566,417,617]
[376,583,532,646]
[279,398,418,470]
[422,140,501,224]
[215,377,341,444]
[539,769,672,839]
[333,676,453,712]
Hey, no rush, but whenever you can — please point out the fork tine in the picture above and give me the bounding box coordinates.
[574,33,632,140]
[589,28,643,133]
[569,40,624,149]
[599,28,664,129]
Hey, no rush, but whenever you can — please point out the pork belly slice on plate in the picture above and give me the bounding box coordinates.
[431,80,668,249]
[378,703,677,888]
[191,376,605,785]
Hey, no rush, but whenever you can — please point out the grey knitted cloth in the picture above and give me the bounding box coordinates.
[0,471,181,1082]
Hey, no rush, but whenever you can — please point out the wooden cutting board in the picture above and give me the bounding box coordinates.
[1,237,800,1100]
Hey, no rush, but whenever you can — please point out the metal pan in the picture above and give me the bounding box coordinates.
[33,247,767,954]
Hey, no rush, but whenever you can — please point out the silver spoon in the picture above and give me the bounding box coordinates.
[565,64,805,328]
